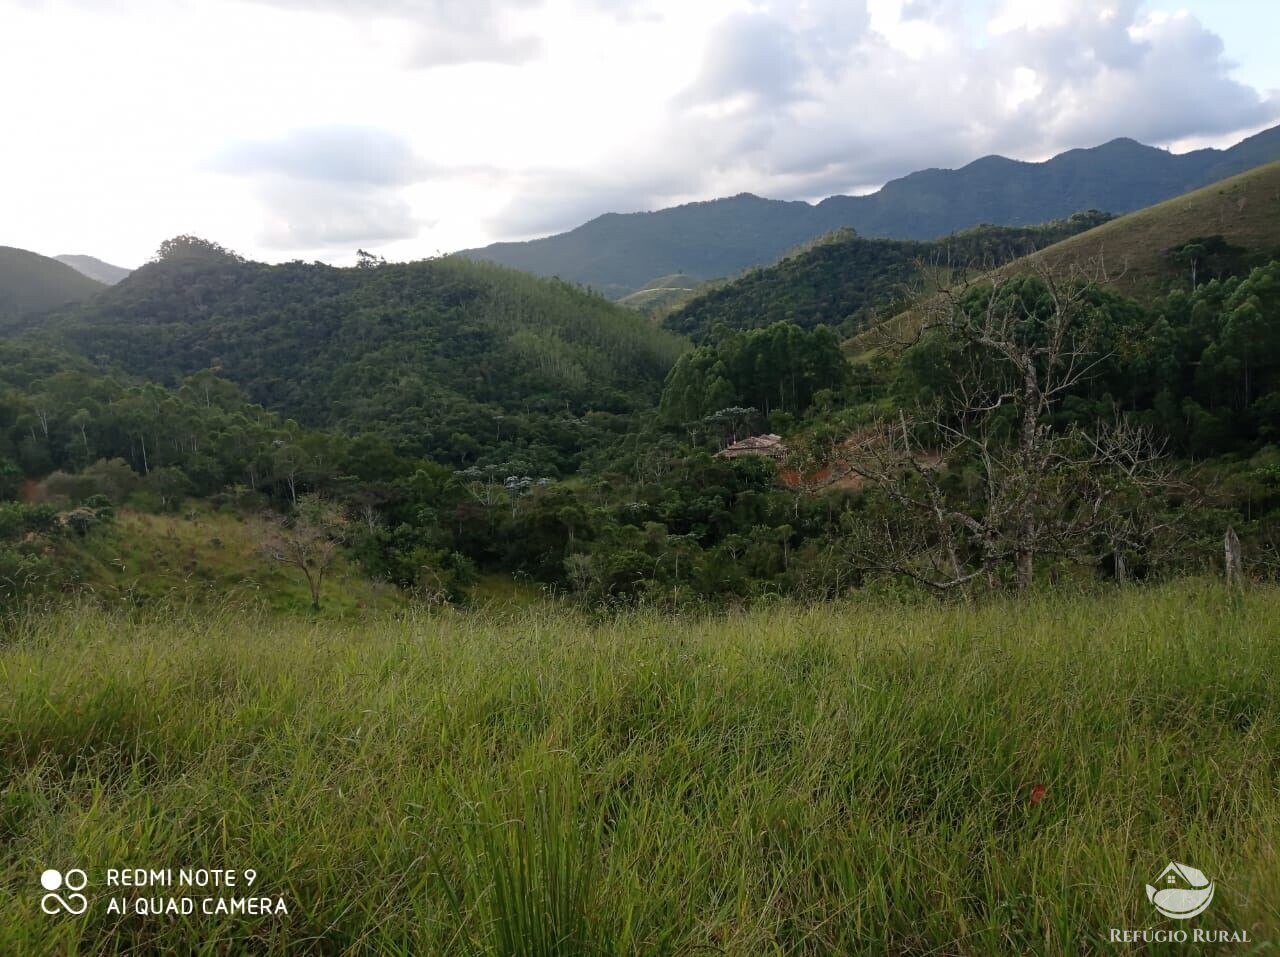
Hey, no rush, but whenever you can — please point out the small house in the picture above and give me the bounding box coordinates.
[716,433,787,460]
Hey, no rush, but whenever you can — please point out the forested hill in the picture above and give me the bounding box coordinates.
[459,124,1280,297]
[459,193,830,299]
[0,245,105,319]
[18,237,689,473]
[664,213,1112,341]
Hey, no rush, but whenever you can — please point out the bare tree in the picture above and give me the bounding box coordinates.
[259,495,348,610]
[455,464,506,507]
[827,260,1177,593]
[272,443,308,506]
[356,502,381,533]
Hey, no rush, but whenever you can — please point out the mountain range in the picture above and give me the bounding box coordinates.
[56,254,132,285]
[459,124,1280,298]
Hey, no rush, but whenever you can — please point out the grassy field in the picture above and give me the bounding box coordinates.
[1031,160,1280,300]
[2,583,1278,954]
[62,508,406,616]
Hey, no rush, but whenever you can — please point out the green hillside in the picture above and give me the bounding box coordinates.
[848,161,1280,354]
[16,237,689,473]
[64,507,404,614]
[1027,159,1280,298]
[461,125,1280,296]
[0,245,104,320]
[617,273,704,317]
[635,272,702,292]
[665,213,1111,341]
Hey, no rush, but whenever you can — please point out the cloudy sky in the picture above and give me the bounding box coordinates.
[3,0,1278,267]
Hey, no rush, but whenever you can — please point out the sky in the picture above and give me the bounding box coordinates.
[2,0,1278,268]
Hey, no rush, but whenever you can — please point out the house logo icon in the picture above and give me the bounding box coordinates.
[1146,862,1214,919]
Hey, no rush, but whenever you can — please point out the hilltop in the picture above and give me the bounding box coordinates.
[12,237,689,473]
[460,193,825,299]
[0,245,104,320]
[1023,159,1280,298]
[460,124,1280,296]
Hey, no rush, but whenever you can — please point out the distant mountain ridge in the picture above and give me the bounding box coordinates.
[56,254,132,285]
[0,245,105,319]
[459,124,1280,297]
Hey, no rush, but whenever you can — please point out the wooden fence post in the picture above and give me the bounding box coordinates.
[1224,526,1243,586]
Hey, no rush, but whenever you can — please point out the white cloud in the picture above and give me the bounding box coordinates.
[1,0,1276,264]
[213,127,436,250]
[216,127,434,186]
[609,0,1277,206]
[255,180,423,249]
[681,13,808,109]
[241,0,547,67]
[987,5,1273,147]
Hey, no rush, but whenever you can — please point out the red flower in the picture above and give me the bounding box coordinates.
[1029,784,1048,806]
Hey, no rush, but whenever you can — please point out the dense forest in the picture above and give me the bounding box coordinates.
[13,237,687,475]
[664,213,1112,340]
[659,323,850,425]
[2,222,1278,608]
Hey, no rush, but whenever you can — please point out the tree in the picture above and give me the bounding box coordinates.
[153,235,243,263]
[829,263,1176,592]
[272,444,309,506]
[704,407,757,446]
[83,458,139,504]
[658,322,849,426]
[1167,235,1250,289]
[142,466,193,511]
[258,495,349,610]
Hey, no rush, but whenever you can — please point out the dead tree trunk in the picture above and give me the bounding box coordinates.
[827,257,1171,594]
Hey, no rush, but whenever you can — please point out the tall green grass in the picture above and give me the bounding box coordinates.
[1,583,1277,954]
